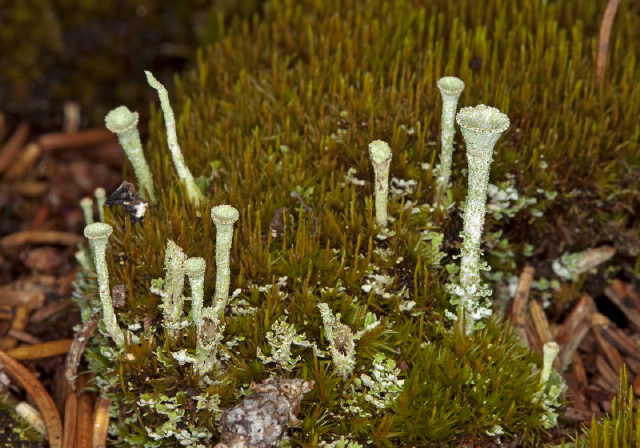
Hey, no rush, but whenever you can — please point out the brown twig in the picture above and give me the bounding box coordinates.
[7,339,73,360]
[0,350,63,448]
[0,230,84,251]
[92,396,111,448]
[0,123,29,175]
[1,306,30,350]
[511,265,534,347]
[595,0,621,86]
[38,128,116,152]
[64,317,99,390]
[62,392,77,448]
[1,142,41,182]
[76,389,94,448]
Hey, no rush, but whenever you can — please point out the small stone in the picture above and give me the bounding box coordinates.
[215,377,314,448]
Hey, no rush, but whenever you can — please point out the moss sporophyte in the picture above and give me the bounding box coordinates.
[68,0,640,444]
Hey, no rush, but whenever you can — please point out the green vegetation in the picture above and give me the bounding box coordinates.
[73,0,640,446]
[576,369,639,448]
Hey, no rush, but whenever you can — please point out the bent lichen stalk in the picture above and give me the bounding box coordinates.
[145,71,204,206]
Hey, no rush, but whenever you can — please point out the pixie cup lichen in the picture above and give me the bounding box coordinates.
[83,222,125,347]
[150,240,188,340]
[436,76,465,197]
[94,187,106,222]
[185,257,206,326]
[451,104,510,333]
[80,197,94,225]
[367,140,392,228]
[105,105,156,202]
[210,205,239,317]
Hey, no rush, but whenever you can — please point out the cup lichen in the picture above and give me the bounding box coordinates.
[83,222,124,347]
[367,140,392,228]
[435,76,465,198]
[104,105,157,203]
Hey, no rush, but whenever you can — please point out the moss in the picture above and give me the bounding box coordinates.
[575,369,638,448]
[75,0,640,446]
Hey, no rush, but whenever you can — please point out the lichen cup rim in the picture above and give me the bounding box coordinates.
[437,76,465,94]
[184,257,206,275]
[456,104,510,133]
[84,222,113,239]
[104,105,139,133]
[211,205,240,224]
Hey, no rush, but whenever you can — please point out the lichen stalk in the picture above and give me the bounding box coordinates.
[454,105,510,333]
[156,240,187,340]
[94,187,106,222]
[80,197,94,225]
[367,140,392,228]
[145,71,204,206]
[210,205,239,318]
[540,341,560,386]
[436,76,465,196]
[185,257,206,325]
[104,106,156,202]
[83,222,124,346]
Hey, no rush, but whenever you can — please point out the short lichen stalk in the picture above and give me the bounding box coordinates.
[318,303,356,379]
[80,197,94,225]
[435,76,465,199]
[94,187,107,222]
[452,105,510,333]
[367,140,392,228]
[105,105,157,202]
[150,240,187,340]
[84,223,125,347]
[210,205,240,318]
[185,257,206,326]
[184,257,219,376]
[146,71,204,206]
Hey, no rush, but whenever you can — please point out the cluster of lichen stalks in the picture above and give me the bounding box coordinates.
[71,62,567,448]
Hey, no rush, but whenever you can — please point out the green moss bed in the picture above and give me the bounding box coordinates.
[73,0,640,446]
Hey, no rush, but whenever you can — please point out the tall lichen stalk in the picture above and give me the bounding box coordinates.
[75,0,640,447]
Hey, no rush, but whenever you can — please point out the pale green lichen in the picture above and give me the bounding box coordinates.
[185,257,206,326]
[210,205,240,318]
[534,342,566,429]
[80,197,94,225]
[359,353,404,409]
[552,246,616,280]
[449,104,510,334]
[105,105,157,202]
[145,71,204,206]
[367,140,392,228]
[257,317,314,371]
[435,76,465,198]
[84,222,125,346]
[94,187,107,222]
[150,240,188,340]
[318,302,356,380]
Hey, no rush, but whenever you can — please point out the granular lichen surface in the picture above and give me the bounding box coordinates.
[75,0,640,447]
